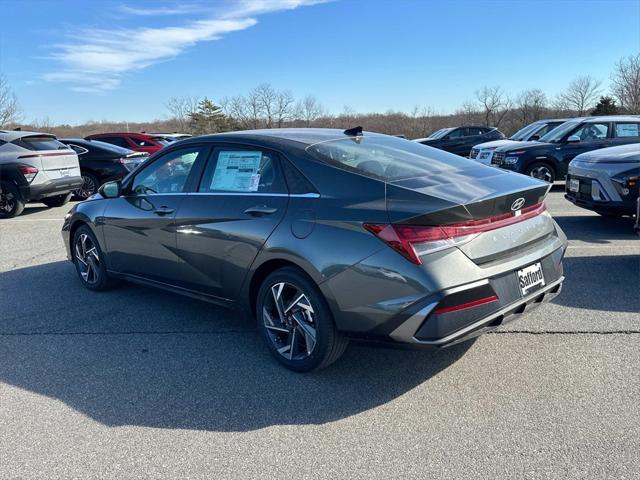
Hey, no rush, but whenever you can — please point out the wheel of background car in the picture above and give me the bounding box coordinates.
[0,181,25,219]
[72,225,117,291]
[526,162,556,183]
[256,266,348,372]
[75,173,99,200]
[41,192,72,208]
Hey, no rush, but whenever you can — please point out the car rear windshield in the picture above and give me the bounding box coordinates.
[14,135,68,151]
[306,135,478,181]
[427,128,454,139]
[88,140,133,155]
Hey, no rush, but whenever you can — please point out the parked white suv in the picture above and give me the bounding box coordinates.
[0,130,82,218]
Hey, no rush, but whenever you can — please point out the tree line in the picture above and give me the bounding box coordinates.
[2,53,638,139]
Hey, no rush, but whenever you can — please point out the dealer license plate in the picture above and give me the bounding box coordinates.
[517,262,545,296]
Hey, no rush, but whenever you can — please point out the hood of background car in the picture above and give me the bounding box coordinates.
[474,139,518,150]
[573,143,640,163]
[495,140,550,153]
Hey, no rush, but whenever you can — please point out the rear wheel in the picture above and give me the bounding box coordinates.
[42,192,72,208]
[526,162,556,183]
[75,173,99,200]
[256,267,348,372]
[0,181,25,219]
[72,225,117,291]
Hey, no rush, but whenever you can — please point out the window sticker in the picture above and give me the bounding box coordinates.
[211,151,262,192]
[616,123,639,137]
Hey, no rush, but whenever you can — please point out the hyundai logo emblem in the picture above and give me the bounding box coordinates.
[511,197,526,211]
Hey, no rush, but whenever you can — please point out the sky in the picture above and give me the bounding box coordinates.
[0,0,638,125]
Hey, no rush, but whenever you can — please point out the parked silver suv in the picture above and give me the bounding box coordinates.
[0,130,82,218]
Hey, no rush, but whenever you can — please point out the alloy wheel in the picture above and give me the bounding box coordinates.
[75,233,100,284]
[77,175,97,199]
[0,188,16,214]
[262,282,317,360]
[529,165,553,183]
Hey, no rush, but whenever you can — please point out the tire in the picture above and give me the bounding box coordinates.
[75,173,99,200]
[525,162,556,183]
[0,181,25,219]
[256,266,348,372]
[72,225,117,291]
[42,192,72,208]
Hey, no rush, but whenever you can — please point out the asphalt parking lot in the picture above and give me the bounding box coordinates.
[1,187,638,479]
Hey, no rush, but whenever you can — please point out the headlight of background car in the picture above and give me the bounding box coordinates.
[504,156,520,164]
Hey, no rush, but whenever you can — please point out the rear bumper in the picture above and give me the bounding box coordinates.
[21,176,83,201]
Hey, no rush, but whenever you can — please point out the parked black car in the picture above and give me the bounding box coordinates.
[491,116,640,183]
[60,139,149,199]
[62,128,566,372]
[414,126,504,157]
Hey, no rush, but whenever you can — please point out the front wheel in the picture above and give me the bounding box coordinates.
[256,267,348,372]
[42,192,72,208]
[0,181,25,219]
[525,162,556,183]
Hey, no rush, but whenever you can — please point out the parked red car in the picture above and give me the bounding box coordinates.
[84,133,168,155]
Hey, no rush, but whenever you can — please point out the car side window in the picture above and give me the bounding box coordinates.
[468,127,483,136]
[571,123,609,141]
[100,137,130,149]
[448,128,467,139]
[131,146,204,195]
[68,144,88,155]
[615,123,640,138]
[199,148,287,194]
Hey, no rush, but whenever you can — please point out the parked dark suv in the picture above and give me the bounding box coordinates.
[414,126,504,157]
[491,116,640,182]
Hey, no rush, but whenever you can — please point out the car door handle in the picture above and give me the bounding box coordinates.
[244,204,278,216]
[154,206,175,216]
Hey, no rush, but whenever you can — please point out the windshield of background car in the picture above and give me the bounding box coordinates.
[540,121,580,143]
[510,122,541,141]
[306,135,478,181]
[428,128,454,139]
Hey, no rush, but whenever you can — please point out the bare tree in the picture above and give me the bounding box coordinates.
[611,53,640,114]
[166,96,200,133]
[475,86,511,127]
[0,75,20,127]
[515,89,548,125]
[559,76,602,115]
[296,95,325,127]
[274,89,296,128]
[221,92,263,130]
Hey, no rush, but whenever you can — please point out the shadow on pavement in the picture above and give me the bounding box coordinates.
[553,214,636,243]
[553,254,640,313]
[0,261,472,432]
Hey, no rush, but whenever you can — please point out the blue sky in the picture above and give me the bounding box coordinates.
[1,0,638,125]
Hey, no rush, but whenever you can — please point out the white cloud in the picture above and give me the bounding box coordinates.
[44,1,329,92]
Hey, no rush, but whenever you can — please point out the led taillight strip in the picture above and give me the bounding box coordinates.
[17,151,74,159]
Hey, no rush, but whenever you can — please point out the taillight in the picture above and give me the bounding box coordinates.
[18,165,39,183]
[365,202,547,265]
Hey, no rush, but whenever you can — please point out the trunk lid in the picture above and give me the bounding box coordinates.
[386,165,554,263]
[14,135,79,178]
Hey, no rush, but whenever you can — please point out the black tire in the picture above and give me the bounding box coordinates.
[0,181,25,219]
[525,162,556,183]
[72,225,117,291]
[256,266,348,372]
[42,192,72,208]
[75,173,100,200]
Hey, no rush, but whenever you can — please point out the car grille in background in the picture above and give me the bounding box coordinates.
[469,148,479,159]
[492,152,505,166]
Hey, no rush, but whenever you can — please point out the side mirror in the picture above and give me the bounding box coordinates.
[567,135,581,143]
[99,181,121,198]
[529,135,540,141]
